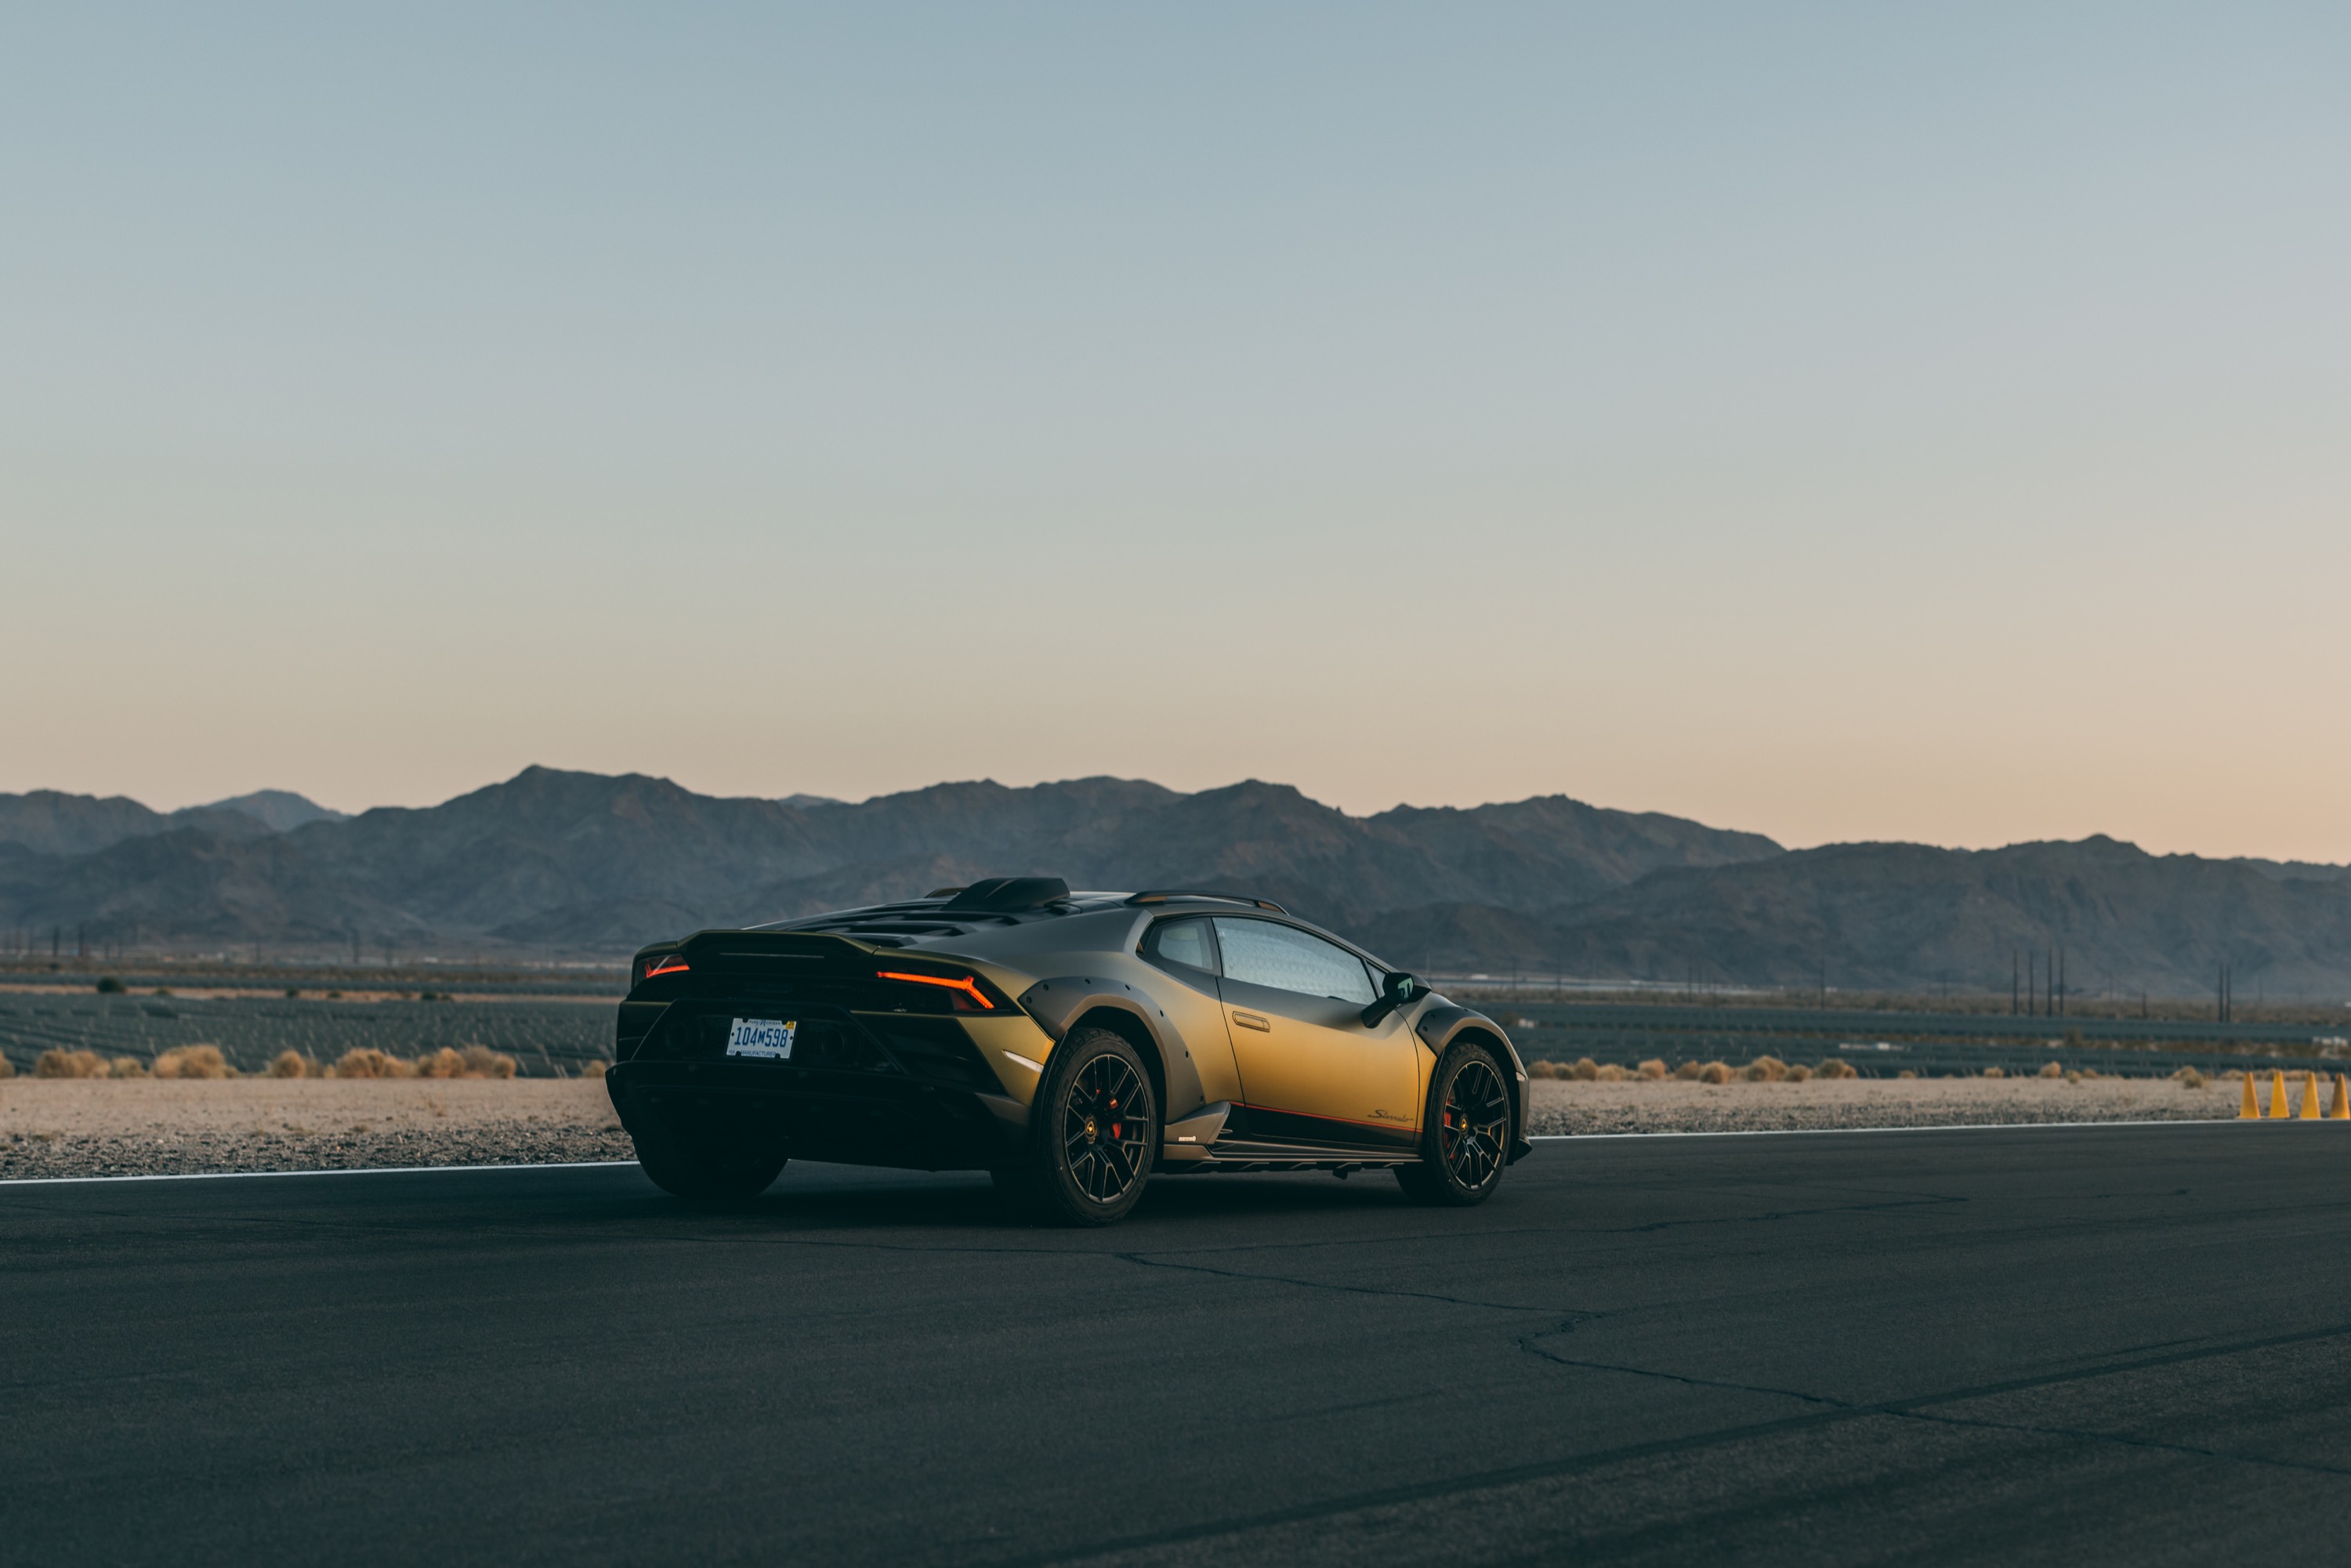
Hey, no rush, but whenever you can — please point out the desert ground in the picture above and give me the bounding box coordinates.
[0,1077,632,1179]
[0,1070,2287,1180]
[1521,1072,2241,1135]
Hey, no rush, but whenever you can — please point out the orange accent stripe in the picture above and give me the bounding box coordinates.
[642,958,690,980]
[876,970,994,1009]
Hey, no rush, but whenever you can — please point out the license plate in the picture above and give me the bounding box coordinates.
[724,1018,796,1059]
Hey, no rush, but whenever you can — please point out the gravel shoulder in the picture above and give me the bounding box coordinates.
[1526,1075,2241,1135]
[0,1074,2261,1180]
[0,1079,633,1179]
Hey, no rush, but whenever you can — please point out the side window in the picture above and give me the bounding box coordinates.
[1142,917,1219,977]
[1212,918,1375,1005]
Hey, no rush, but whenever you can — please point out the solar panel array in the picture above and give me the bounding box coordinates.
[0,996,615,1076]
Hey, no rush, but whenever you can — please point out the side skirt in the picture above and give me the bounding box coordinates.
[1159,1137,1423,1175]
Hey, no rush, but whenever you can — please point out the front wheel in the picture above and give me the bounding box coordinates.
[1396,1043,1512,1207]
[1002,1027,1157,1226]
[633,1126,788,1203]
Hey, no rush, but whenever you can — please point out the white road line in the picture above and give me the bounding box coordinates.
[0,1160,641,1188]
[1531,1118,2245,1141]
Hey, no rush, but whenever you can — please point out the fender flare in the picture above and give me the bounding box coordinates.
[1015,976,1209,1120]
[1413,1001,1535,1164]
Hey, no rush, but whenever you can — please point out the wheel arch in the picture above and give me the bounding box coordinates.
[1065,1005,1170,1124]
[1019,976,1208,1118]
[1415,1005,1531,1154]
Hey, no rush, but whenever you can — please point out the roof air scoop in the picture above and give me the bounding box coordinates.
[941,876,1069,912]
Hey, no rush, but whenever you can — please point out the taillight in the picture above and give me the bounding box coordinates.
[639,954,690,984]
[876,969,995,1011]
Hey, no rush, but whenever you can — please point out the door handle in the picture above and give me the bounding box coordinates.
[1231,1010,1271,1032]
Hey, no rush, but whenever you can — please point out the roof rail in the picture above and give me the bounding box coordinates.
[1125,889,1288,914]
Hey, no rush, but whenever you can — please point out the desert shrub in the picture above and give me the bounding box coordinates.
[331,1048,415,1078]
[581,1059,609,1079]
[1815,1059,1858,1080]
[1697,1061,1733,1085]
[2039,1061,2063,1078]
[1637,1059,1668,1080]
[462,1045,518,1079]
[154,1045,234,1079]
[1674,1060,1704,1081]
[1982,1066,2005,1079]
[1594,1063,1630,1082]
[1743,1056,1788,1082]
[0,1054,14,1079]
[105,1056,149,1078]
[1895,1068,1917,1080]
[2064,1069,2081,1084]
[418,1045,518,1079]
[2080,1067,2101,1079]
[1527,1059,1565,1080]
[268,1050,320,1078]
[1569,1057,1599,1081]
[36,1048,104,1078]
[1785,1063,1813,1082]
[2175,1066,2206,1089]
[95,976,125,994]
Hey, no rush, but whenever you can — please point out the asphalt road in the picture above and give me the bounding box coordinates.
[8,1125,2351,1566]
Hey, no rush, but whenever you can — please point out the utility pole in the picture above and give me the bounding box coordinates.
[2028,951,2038,1017]
[2012,951,2020,1015]
[2058,947,2067,1018]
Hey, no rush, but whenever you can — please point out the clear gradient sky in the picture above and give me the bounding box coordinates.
[4,5,2347,857]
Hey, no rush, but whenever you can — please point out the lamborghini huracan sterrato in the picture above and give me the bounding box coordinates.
[606,878,1534,1224]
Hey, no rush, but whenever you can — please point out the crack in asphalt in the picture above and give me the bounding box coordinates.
[1110,1249,1592,1315]
[1596,1190,1970,1233]
[1892,1406,2351,1478]
[987,1317,2351,1566]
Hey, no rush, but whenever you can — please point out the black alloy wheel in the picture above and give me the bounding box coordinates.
[1000,1026,1157,1225]
[633,1124,788,1204]
[1396,1042,1512,1206]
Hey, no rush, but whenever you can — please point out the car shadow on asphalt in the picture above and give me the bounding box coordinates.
[602,1166,1430,1235]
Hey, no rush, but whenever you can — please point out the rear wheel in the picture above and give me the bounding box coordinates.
[1396,1043,1512,1206]
[632,1124,788,1203]
[1002,1027,1157,1226]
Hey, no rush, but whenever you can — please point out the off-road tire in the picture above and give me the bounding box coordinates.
[1002,1027,1157,1226]
[1396,1041,1512,1207]
[632,1126,788,1203]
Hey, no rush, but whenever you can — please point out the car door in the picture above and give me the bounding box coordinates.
[1134,914,1247,1110]
[1211,916,1420,1150]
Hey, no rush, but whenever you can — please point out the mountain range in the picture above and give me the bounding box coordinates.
[2,768,2346,997]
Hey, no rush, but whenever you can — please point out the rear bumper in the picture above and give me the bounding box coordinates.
[605,1058,1030,1173]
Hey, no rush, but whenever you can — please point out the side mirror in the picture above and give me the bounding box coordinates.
[1360,971,1425,1027]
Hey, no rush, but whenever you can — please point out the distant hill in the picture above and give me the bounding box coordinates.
[0,767,1775,961]
[1356,836,2351,998]
[3,767,2346,997]
[0,788,346,856]
[197,790,349,831]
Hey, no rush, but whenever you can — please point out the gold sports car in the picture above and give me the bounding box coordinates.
[607,878,1533,1224]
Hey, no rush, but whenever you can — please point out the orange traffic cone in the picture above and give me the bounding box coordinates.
[2242,1073,2261,1118]
[2302,1071,2323,1120]
[2269,1070,2291,1118]
[2332,1075,2349,1121]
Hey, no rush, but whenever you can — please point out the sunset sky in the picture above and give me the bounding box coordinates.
[5,5,2347,858]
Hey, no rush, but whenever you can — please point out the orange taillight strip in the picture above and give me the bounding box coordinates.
[876,970,994,1010]
[642,957,690,981]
